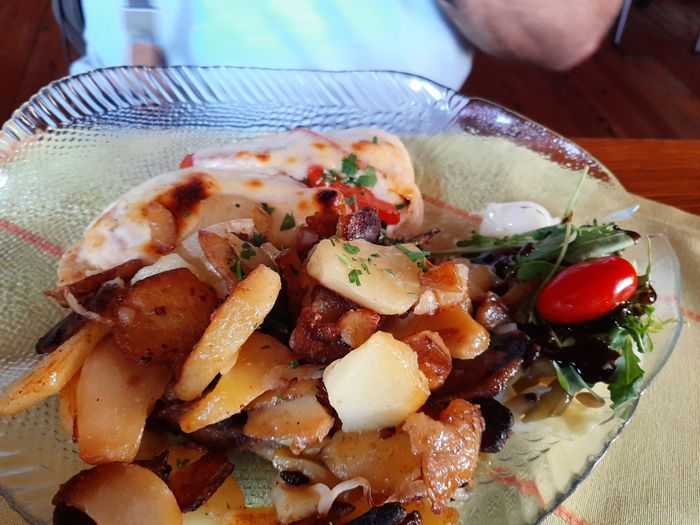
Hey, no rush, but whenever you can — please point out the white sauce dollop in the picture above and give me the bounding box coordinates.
[478,201,560,237]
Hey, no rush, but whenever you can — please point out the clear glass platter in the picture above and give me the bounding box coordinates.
[0,67,683,524]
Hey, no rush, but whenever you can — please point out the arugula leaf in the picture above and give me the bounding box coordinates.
[607,331,644,407]
[515,260,555,281]
[552,361,589,396]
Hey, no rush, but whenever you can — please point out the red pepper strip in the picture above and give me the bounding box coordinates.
[179,153,194,169]
[306,165,401,225]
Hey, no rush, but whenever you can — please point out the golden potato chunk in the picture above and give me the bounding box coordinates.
[173,265,281,401]
[179,332,293,432]
[114,268,218,365]
[0,322,109,416]
[323,331,429,432]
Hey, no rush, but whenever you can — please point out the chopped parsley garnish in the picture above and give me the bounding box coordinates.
[316,154,378,189]
[176,458,190,469]
[355,166,377,187]
[289,360,300,369]
[280,213,296,231]
[343,242,360,255]
[395,243,430,272]
[261,202,275,214]
[384,268,396,277]
[251,231,267,246]
[337,254,351,267]
[372,136,379,144]
[182,211,191,218]
[395,202,406,210]
[341,153,359,177]
[229,257,244,281]
[348,269,362,286]
[239,242,256,260]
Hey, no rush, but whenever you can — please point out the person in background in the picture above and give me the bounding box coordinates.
[53,0,624,91]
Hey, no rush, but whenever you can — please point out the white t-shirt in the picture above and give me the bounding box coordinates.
[71,0,473,90]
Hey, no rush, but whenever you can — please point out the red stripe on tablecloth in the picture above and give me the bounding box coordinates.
[0,218,63,258]
[491,468,592,525]
[554,506,594,525]
[683,308,700,322]
[422,193,482,221]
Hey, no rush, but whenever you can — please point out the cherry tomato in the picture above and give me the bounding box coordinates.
[305,165,401,225]
[179,153,194,169]
[535,255,638,324]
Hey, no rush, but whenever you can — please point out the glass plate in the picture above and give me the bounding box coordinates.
[0,67,683,525]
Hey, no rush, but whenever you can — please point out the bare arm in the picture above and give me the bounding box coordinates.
[439,0,624,71]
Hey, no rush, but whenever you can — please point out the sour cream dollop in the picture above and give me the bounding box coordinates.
[478,201,560,237]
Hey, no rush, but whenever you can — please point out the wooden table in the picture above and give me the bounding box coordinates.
[575,139,700,215]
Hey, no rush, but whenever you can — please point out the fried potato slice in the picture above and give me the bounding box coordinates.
[0,322,109,416]
[244,396,334,454]
[173,265,281,401]
[320,430,420,496]
[76,337,171,464]
[114,268,219,365]
[58,370,80,437]
[385,305,490,360]
[52,463,182,525]
[179,332,293,433]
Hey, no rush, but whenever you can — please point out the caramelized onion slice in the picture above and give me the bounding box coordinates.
[52,463,182,525]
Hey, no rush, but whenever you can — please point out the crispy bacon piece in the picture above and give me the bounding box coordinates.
[113,268,218,365]
[338,207,381,243]
[419,261,469,310]
[337,308,381,349]
[45,259,144,307]
[401,331,452,390]
[135,450,172,482]
[148,401,249,452]
[403,399,484,512]
[289,286,360,364]
[296,189,348,253]
[432,346,524,404]
[276,248,313,315]
[475,292,512,332]
[166,452,235,512]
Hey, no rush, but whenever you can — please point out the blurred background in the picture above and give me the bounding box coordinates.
[1,0,699,138]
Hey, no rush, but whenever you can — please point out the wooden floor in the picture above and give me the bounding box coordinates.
[1,0,699,138]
